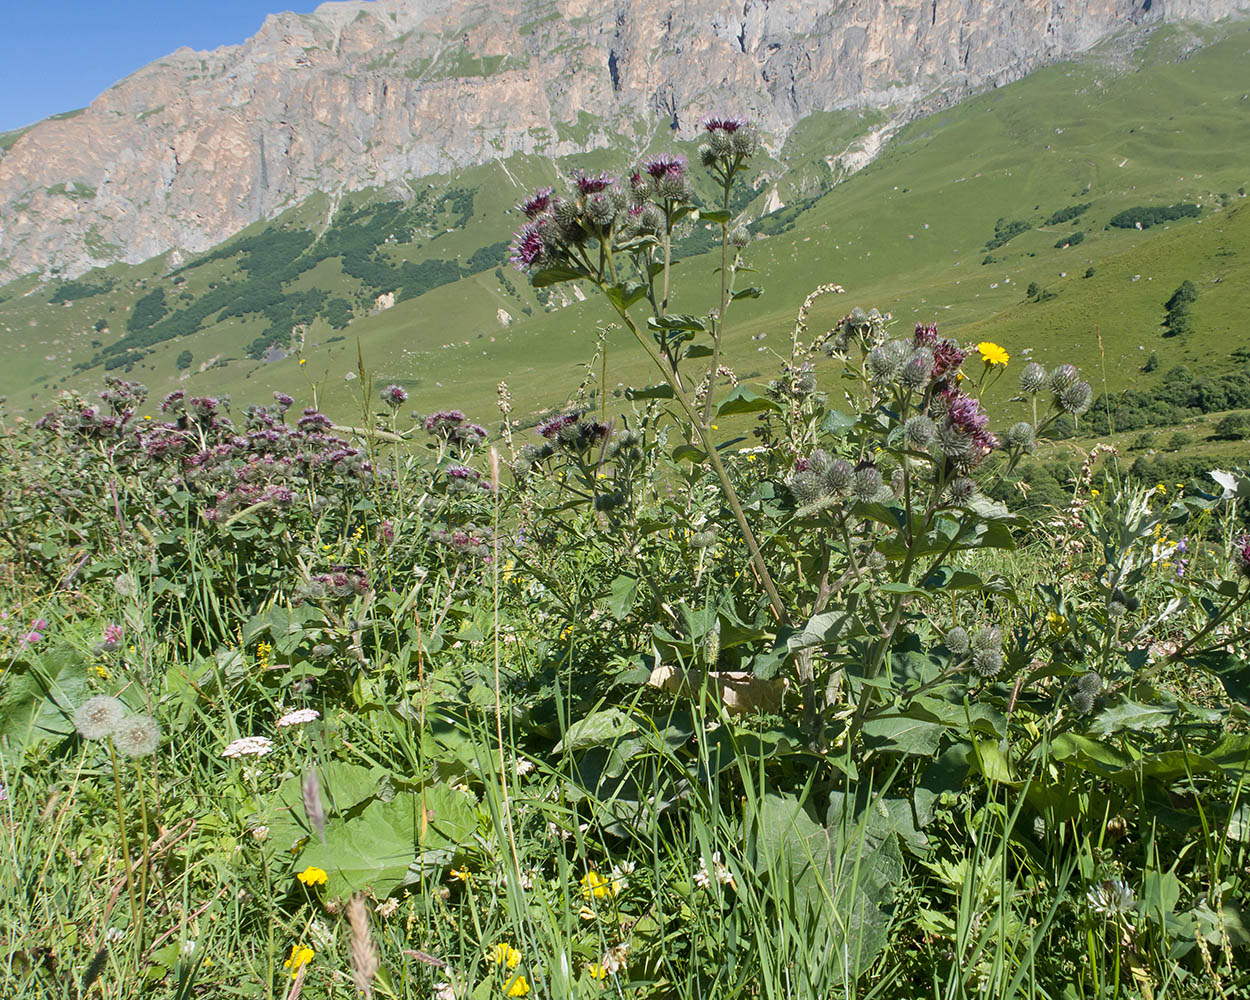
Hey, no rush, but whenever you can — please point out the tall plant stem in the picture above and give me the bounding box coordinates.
[605,293,785,622]
[108,742,140,948]
[701,182,733,425]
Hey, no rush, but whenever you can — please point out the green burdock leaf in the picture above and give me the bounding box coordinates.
[530,265,584,287]
[296,787,476,898]
[716,386,781,418]
[0,645,90,759]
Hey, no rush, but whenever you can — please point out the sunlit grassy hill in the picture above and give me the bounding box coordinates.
[0,21,1247,427]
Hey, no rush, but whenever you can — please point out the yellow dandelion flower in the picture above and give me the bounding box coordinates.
[505,973,531,996]
[486,942,522,969]
[297,866,327,887]
[284,945,314,977]
[299,359,307,365]
[977,342,1010,366]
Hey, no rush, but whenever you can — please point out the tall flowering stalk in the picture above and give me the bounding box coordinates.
[508,118,784,620]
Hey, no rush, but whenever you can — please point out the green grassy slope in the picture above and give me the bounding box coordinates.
[1,21,1247,427]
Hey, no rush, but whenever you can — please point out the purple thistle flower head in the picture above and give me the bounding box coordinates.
[425,410,466,434]
[931,339,966,380]
[642,153,686,180]
[701,115,745,134]
[273,392,294,413]
[913,323,939,349]
[573,170,614,195]
[510,219,548,272]
[518,187,554,219]
[384,384,409,406]
[1234,536,1250,577]
[446,464,477,479]
[537,412,579,439]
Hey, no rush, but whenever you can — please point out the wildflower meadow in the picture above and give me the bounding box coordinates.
[1,117,1248,1000]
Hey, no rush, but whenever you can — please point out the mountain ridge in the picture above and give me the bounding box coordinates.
[4,0,1250,283]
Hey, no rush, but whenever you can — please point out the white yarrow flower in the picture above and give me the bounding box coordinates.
[221,736,275,758]
[276,708,320,728]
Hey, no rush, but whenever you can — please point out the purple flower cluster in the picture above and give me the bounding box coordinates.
[1233,536,1250,577]
[574,171,615,195]
[913,323,966,382]
[425,410,488,447]
[296,567,371,604]
[430,524,492,560]
[383,384,409,406]
[518,187,554,219]
[701,116,746,134]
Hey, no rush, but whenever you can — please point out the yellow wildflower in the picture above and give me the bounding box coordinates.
[299,359,307,365]
[977,342,1010,366]
[284,945,314,977]
[449,868,473,884]
[587,963,608,980]
[297,866,327,887]
[90,664,111,680]
[1155,483,1167,495]
[505,974,531,996]
[1090,489,1100,498]
[1046,611,1069,637]
[581,870,616,900]
[486,942,521,969]
[256,641,273,671]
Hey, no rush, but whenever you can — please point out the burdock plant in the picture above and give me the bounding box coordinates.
[509,116,786,619]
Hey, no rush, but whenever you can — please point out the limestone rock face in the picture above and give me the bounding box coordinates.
[1,0,1246,281]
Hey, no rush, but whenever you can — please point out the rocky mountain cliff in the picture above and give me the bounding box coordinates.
[2,0,1248,283]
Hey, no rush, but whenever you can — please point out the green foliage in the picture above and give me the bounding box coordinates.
[1044,202,1091,226]
[48,276,114,303]
[126,287,167,332]
[1214,412,1250,440]
[985,217,1032,250]
[1108,202,1202,229]
[175,349,193,371]
[1054,230,1084,247]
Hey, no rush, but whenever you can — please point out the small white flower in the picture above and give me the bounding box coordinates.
[221,736,275,758]
[276,708,320,728]
[598,942,629,975]
[251,826,270,840]
[180,939,197,957]
[694,851,735,890]
[105,928,125,944]
[610,861,635,892]
[1087,878,1136,917]
[515,758,536,777]
[375,898,400,918]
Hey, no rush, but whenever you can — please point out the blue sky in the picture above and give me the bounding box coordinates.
[0,1,351,133]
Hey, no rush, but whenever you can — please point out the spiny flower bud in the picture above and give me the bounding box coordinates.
[1076,671,1103,695]
[866,550,887,572]
[972,626,1003,651]
[946,627,971,655]
[825,458,853,494]
[867,340,909,382]
[1070,690,1096,715]
[972,648,1004,677]
[1059,381,1093,416]
[936,422,975,460]
[1019,362,1047,394]
[728,225,752,249]
[788,470,824,506]
[850,463,885,503]
[1004,421,1035,451]
[947,476,976,504]
[904,415,936,449]
[901,349,934,390]
[1048,364,1080,393]
[709,131,734,158]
